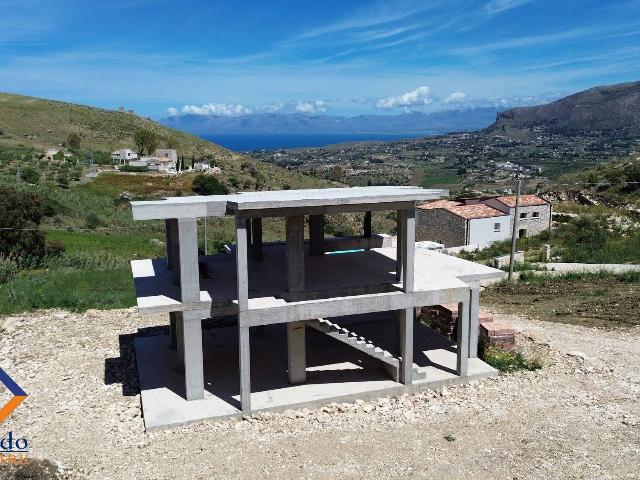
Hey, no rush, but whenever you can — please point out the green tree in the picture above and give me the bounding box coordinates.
[57,174,70,189]
[67,133,81,150]
[0,187,46,260]
[133,129,160,155]
[20,166,40,184]
[192,174,229,195]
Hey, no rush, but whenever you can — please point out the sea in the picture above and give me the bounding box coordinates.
[198,133,428,152]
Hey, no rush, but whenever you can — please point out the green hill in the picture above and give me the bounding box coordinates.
[0,92,235,158]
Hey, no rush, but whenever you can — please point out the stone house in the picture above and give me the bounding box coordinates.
[483,195,551,238]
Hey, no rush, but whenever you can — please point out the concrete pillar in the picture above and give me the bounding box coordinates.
[176,312,184,372]
[239,324,251,411]
[364,211,372,238]
[398,307,414,385]
[456,300,470,377]
[542,244,551,262]
[309,214,324,256]
[287,322,306,383]
[165,219,178,270]
[286,215,306,383]
[182,310,204,400]
[177,219,200,303]
[251,217,263,260]
[169,311,178,350]
[468,286,480,358]
[286,216,305,292]
[402,208,415,292]
[245,218,252,247]
[396,210,404,281]
[235,215,251,410]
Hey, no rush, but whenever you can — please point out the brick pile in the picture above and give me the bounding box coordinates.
[420,304,516,351]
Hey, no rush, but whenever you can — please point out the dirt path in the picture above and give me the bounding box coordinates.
[1,308,639,479]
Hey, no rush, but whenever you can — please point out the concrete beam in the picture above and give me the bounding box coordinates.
[456,300,470,377]
[468,286,480,358]
[309,214,324,256]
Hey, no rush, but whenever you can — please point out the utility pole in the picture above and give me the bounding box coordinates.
[508,174,522,281]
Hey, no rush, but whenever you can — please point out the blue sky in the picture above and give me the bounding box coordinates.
[1,0,639,118]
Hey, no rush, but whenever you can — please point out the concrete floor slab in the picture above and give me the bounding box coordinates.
[136,316,497,430]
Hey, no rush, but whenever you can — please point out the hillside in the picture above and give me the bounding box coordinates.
[487,80,640,138]
[0,92,236,160]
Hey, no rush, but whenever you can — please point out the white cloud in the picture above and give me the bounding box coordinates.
[166,107,178,116]
[180,103,253,116]
[484,0,534,15]
[294,100,327,113]
[374,85,433,110]
[443,91,467,104]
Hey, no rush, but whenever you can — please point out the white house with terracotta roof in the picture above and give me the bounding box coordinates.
[111,148,138,163]
[417,194,551,248]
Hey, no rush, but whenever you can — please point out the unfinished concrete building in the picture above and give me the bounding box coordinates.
[129,187,503,429]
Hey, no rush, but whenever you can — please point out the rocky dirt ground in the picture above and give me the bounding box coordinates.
[1,308,639,479]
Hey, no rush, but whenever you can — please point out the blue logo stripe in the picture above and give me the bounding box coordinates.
[0,368,27,397]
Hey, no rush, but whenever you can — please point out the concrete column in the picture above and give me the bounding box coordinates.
[286,215,306,383]
[364,211,372,238]
[396,210,404,281]
[398,307,414,385]
[251,217,263,260]
[287,322,306,383]
[235,215,249,311]
[245,218,252,247]
[176,312,184,372]
[457,300,470,377]
[239,323,251,411]
[182,310,204,400]
[402,208,415,292]
[169,311,178,350]
[468,286,480,358]
[309,214,324,256]
[177,219,200,303]
[165,219,178,270]
[286,216,305,292]
[235,215,251,410]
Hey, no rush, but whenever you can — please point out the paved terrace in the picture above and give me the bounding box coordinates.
[129,186,503,429]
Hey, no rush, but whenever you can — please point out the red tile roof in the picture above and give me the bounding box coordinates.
[418,200,508,220]
[495,195,548,207]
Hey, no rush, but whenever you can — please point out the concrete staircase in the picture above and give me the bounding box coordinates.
[306,318,426,381]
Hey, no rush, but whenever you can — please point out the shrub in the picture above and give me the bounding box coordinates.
[20,166,40,184]
[119,165,149,173]
[85,212,103,230]
[481,347,543,373]
[192,174,229,195]
[0,256,18,284]
[67,133,81,150]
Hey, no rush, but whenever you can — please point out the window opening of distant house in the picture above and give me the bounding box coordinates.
[494,222,501,232]
[532,211,540,218]
[519,212,527,219]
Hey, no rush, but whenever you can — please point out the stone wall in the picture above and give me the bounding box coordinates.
[416,208,467,247]
[512,204,552,236]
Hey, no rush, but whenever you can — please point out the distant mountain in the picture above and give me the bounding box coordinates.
[160,108,502,135]
[486,80,640,138]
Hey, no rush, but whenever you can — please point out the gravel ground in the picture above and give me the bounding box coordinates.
[1,308,639,480]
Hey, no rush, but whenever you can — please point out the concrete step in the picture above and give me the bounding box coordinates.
[306,318,426,381]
